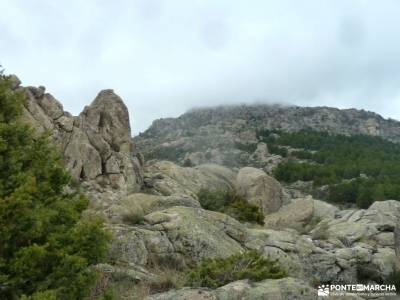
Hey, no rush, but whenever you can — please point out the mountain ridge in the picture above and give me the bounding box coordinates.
[140,103,400,139]
[135,104,400,170]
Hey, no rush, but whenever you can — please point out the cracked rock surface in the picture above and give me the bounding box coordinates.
[15,80,143,193]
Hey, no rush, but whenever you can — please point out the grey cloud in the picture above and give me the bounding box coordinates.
[1,0,400,134]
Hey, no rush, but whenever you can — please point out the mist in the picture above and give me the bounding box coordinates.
[1,0,400,134]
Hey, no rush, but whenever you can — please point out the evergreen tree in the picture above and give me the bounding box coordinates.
[263,129,400,207]
[0,75,110,299]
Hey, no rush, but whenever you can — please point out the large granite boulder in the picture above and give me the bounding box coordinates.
[144,161,236,197]
[312,199,339,220]
[263,197,314,231]
[235,167,283,214]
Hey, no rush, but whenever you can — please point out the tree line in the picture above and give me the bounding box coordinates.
[256,129,400,208]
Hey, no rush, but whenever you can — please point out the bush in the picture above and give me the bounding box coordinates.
[127,266,185,299]
[234,141,258,153]
[357,263,382,283]
[197,189,265,225]
[0,75,110,300]
[184,250,287,288]
[146,268,185,294]
[223,200,265,225]
[268,144,288,157]
[126,251,285,295]
[387,268,400,293]
[197,189,229,212]
[183,158,193,167]
[291,150,313,159]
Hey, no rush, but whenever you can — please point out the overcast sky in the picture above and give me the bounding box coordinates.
[1,1,400,134]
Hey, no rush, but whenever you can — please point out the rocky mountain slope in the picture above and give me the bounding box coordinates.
[10,75,400,299]
[135,105,400,170]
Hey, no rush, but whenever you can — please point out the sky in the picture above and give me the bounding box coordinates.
[1,0,400,134]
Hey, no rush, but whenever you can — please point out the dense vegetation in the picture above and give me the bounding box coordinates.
[0,75,110,299]
[129,250,286,297]
[197,189,265,225]
[256,129,400,208]
[387,268,400,292]
[185,250,287,288]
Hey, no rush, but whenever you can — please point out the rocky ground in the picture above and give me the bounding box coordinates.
[11,75,400,299]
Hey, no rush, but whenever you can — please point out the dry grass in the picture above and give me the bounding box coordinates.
[130,267,186,300]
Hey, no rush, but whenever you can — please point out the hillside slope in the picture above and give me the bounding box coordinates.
[6,74,399,299]
[135,105,400,169]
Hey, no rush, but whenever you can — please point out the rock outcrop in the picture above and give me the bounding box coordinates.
[108,206,247,268]
[244,200,400,287]
[236,167,283,214]
[11,77,143,193]
[106,193,201,224]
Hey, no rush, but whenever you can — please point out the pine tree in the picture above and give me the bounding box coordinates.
[0,75,110,300]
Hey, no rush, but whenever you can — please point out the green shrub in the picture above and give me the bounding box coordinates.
[197,189,229,212]
[126,251,285,295]
[183,158,194,167]
[127,266,185,298]
[291,150,313,159]
[197,189,265,225]
[387,268,400,293]
[146,267,185,294]
[357,263,382,283]
[0,75,110,300]
[184,250,287,288]
[98,288,116,300]
[234,141,258,153]
[224,200,265,225]
[268,144,288,157]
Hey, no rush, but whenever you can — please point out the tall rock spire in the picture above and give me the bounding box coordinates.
[16,78,143,193]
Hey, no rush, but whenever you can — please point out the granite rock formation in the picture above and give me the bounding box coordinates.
[10,76,143,193]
